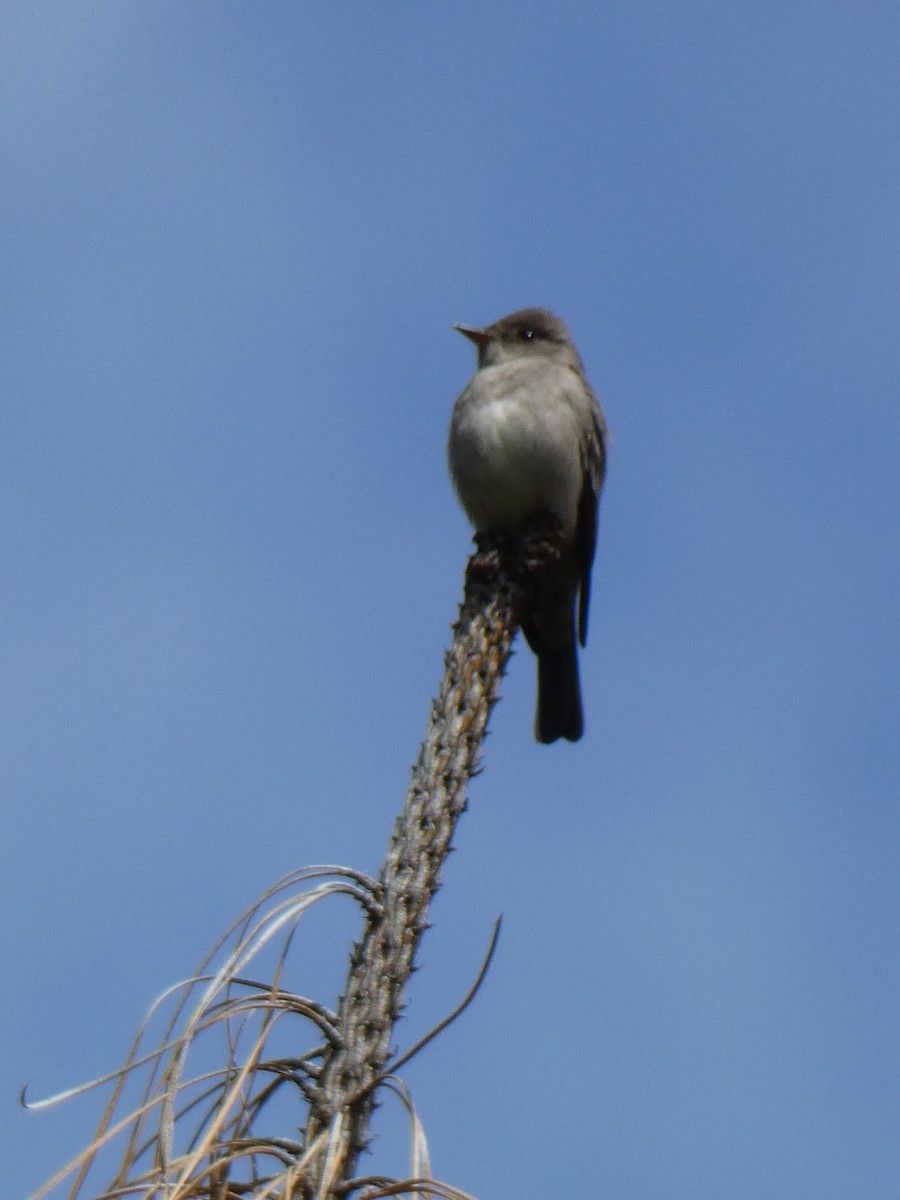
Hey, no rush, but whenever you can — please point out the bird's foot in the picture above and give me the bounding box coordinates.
[466,530,505,582]
[519,512,567,574]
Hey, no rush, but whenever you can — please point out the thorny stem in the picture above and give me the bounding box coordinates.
[304,519,565,1198]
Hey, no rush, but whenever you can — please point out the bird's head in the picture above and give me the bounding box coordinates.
[454,307,582,372]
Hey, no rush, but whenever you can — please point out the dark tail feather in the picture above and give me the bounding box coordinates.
[535,646,584,744]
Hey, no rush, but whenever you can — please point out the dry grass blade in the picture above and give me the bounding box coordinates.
[25,869,375,1200]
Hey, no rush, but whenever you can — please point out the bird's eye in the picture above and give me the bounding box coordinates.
[519,327,535,341]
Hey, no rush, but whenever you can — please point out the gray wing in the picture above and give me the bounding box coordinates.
[575,389,608,646]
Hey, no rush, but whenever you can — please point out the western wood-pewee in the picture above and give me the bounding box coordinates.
[448,307,608,744]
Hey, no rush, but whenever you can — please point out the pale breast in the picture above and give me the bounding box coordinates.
[449,362,584,534]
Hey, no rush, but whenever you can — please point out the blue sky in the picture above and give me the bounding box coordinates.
[4,2,900,1196]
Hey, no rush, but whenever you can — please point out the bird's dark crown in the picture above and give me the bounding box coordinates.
[486,307,572,346]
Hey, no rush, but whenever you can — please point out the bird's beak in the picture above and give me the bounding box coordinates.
[453,323,494,347]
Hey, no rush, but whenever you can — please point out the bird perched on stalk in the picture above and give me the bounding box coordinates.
[448,307,608,743]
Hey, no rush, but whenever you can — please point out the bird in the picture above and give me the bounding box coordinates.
[447,307,608,743]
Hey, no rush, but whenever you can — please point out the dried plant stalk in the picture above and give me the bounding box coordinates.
[305,522,562,1197]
